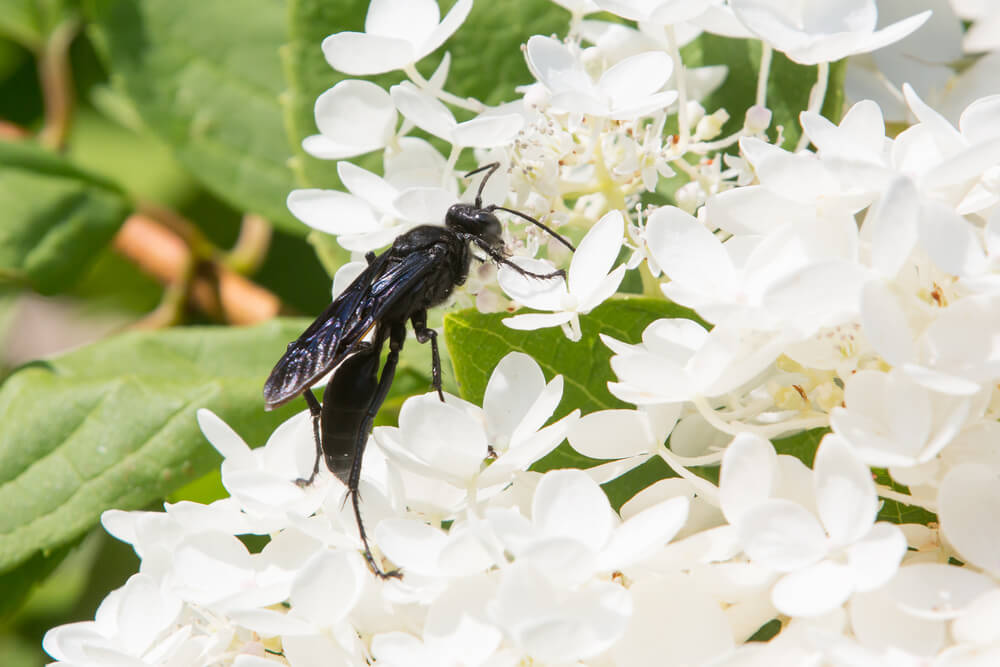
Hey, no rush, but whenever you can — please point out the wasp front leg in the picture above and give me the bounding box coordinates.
[472,238,567,281]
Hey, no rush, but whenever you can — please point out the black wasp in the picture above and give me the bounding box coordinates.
[263,162,575,578]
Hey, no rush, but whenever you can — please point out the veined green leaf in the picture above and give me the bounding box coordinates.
[0,140,129,294]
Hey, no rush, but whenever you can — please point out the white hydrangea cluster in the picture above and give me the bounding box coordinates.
[45,0,1000,664]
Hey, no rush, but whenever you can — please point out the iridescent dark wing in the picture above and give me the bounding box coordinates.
[262,244,445,409]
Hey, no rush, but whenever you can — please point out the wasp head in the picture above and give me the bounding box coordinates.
[446,203,503,247]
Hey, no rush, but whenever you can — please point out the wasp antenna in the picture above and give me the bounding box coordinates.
[464,162,500,208]
[489,205,576,252]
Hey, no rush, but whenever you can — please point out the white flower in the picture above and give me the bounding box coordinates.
[525,36,678,120]
[830,368,980,469]
[487,469,689,585]
[861,285,1000,396]
[390,82,524,148]
[302,79,398,159]
[490,561,632,662]
[721,433,907,617]
[567,406,680,482]
[593,0,752,40]
[843,1,964,123]
[374,352,578,499]
[198,409,328,528]
[287,144,455,252]
[322,0,472,75]
[730,0,931,65]
[499,209,627,341]
[649,203,867,337]
[42,574,194,667]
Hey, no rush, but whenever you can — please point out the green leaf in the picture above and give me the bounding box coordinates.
[84,0,302,233]
[0,140,129,294]
[0,0,77,49]
[444,297,702,416]
[0,319,307,575]
[681,36,847,151]
[282,0,569,191]
[772,427,828,466]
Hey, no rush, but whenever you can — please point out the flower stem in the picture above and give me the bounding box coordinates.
[405,63,484,113]
[794,61,829,152]
[755,44,773,108]
[37,18,79,151]
[875,484,937,513]
[664,26,690,153]
[692,395,829,439]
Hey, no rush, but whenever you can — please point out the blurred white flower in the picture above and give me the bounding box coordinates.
[322,0,472,75]
[730,0,931,65]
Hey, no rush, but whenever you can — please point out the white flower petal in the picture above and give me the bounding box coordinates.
[939,464,1000,577]
[609,574,734,667]
[598,51,673,109]
[365,0,439,44]
[287,189,377,235]
[525,35,594,95]
[861,177,919,279]
[288,551,363,625]
[532,469,617,552]
[569,210,624,298]
[568,409,655,459]
[498,258,568,310]
[846,522,906,592]
[484,352,546,441]
[452,114,524,148]
[739,499,828,572]
[771,560,855,617]
[314,80,396,152]
[850,588,947,657]
[392,186,453,223]
[419,0,474,58]
[598,496,689,569]
[860,281,914,367]
[390,82,457,141]
[814,434,877,547]
[197,409,253,467]
[321,32,415,76]
[720,433,778,525]
[888,563,998,620]
[646,205,736,294]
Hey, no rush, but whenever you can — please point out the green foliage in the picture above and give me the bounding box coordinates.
[282,0,568,192]
[681,36,847,150]
[0,0,78,50]
[0,140,129,294]
[84,0,302,232]
[445,297,703,417]
[0,319,305,579]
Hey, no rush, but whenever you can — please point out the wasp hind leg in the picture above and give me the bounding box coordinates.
[344,322,406,579]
